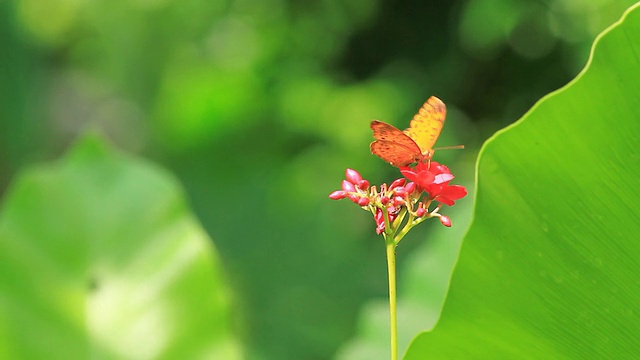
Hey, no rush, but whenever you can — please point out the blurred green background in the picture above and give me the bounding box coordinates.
[0,0,635,359]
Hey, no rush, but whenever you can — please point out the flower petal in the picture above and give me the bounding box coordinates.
[434,173,454,184]
[434,195,455,206]
[444,185,468,200]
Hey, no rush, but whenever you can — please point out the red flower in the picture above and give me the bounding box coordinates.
[400,162,467,206]
[400,164,435,188]
[400,162,452,188]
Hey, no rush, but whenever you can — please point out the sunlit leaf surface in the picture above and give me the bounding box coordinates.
[405,3,640,359]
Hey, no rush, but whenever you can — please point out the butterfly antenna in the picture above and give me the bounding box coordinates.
[428,145,464,168]
[433,145,465,151]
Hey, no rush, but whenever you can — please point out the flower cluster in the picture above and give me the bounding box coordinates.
[329,162,466,240]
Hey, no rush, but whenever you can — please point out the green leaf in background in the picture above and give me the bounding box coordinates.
[0,135,241,359]
[405,2,640,359]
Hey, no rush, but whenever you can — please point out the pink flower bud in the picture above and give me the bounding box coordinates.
[439,215,452,227]
[342,180,356,192]
[329,191,347,200]
[405,182,416,194]
[416,207,426,217]
[393,187,406,197]
[393,197,404,206]
[375,208,384,223]
[380,196,390,205]
[357,180,370,190]
[357,197,370,206]
[345,168,363,184]
[389,178,406,190]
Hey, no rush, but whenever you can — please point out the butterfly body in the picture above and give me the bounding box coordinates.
[370,96,447,167]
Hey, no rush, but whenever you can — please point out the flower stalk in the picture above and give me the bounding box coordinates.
[385,239,398,360]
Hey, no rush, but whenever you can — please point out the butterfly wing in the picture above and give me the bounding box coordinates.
[370,120,422,166]
[403,96,447,156]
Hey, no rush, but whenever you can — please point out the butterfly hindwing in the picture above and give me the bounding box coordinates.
[370,140,419,166]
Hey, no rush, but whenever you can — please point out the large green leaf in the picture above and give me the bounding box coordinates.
[0,135,241,359]
[405,2,640,358]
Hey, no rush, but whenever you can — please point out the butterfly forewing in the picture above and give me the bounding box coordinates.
[403,96,446,155]
[370,120,422,166]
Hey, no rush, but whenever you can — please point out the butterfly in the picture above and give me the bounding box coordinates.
[370,96,450,167]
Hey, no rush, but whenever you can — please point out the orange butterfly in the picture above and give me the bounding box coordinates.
[370,96,452,167]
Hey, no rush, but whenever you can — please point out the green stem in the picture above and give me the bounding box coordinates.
[394,214,413,245]
[385,240,398,360]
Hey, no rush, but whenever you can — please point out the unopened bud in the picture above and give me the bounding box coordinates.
[345,168,363,184]
[439,215,452,227]
[375,208,384,223]
[389,178,406,190]
[415,207,426,217]
[380,196,390,205]
[329,191,347,200]
[357,180,370,190]
[357,197,370,206]
[405,182,416,194]
[393,187,406,197]
[341,180,356,192]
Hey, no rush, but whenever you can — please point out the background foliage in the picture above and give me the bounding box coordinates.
[0,0,637,358]
[0,136,241,359]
